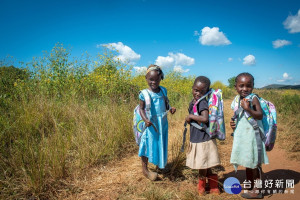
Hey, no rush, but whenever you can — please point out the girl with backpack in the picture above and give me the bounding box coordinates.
[185,76,221,196]
[138,64,176,181]
[230,72,269,199]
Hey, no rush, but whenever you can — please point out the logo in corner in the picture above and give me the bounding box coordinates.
[223,177,242,194]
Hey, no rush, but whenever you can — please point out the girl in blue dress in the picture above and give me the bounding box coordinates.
[230,73,269,199]
[138,64,176,181]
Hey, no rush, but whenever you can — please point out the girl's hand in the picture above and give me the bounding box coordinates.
[230,118,236,130]
[145,120,153,127]
[170,107,176,114]
[241,98,250,111]
[185,115,192,124]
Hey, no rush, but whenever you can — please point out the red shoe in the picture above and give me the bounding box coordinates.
[198,178,206,196]
[208,174,220,195]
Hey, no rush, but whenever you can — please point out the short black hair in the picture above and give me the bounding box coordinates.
[235,72,254,86]
[194,76,210,92]
[146,64,164,80]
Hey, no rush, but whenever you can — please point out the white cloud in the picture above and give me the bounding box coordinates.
[283,72,292,80]
[277,72,293,82]
[272,39,292,48]
[169,53,195,66]
[198,27,231,46]
[174,66,190,73]
[100,42,141,64]
[283,9,300,33]
[243,55,256,66]
[155,52,195,73]
[155,55,175,68]
[228,57,233,62]
[133,66,147,74]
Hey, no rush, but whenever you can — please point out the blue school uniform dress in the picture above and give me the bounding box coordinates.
[138,88,168,169]
[230,96,269,170]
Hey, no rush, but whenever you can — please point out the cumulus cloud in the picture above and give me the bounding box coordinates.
[277,72,293,82]
[272,39,292,48]
[169,53,195,66]
[283,9,300,33]
[174,66,190,73]
[99,42,141,64]
[198,27,231,46]
[228,57,233,62]
[133,66,147,74]
[155,52,195,73]
[243,55,256,66]
[155,55,175,68]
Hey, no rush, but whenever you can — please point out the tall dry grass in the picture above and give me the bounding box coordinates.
[0,93,137,199]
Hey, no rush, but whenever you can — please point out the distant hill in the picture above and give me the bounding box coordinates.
[261,84,300,89]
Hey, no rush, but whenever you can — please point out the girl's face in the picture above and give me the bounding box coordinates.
[192,81,207,101]
[235,75,254,98]
[146,70,162,92]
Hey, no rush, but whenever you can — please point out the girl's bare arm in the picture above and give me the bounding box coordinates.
[241,97,263,120]
[186,110,209,124]
[139,100,153,127]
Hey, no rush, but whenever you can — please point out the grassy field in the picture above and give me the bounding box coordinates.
[0,44,299,199]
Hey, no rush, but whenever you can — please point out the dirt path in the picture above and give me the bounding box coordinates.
[58,99,300,200]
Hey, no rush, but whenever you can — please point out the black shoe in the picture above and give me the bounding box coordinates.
[241,192,263,199]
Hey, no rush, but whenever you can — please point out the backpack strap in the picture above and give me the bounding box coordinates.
[240,94,266,165]
[193,89,212,116]
[190,89,212,133]
[140,89,151,117]
[139,89,158,133]
[160,86,170,111]
[180,121,188,152]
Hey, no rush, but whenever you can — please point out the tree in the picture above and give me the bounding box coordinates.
[228,76,236,88]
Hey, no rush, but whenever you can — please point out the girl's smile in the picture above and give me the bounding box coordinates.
[235,76,254,98]
[146,70,162,92]
[192,81,208,101]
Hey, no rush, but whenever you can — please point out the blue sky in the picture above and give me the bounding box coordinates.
[1,0,300,87]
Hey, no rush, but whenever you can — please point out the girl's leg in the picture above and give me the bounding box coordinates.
[141,156,149,176]
[198,169,207,196]
[207,168,220,195]
[141,156,157,181]
[241,167,263,199]
[245,167,261,189]
[253,167,261,180]
[199,169,207,178]
[246,168,254,190]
